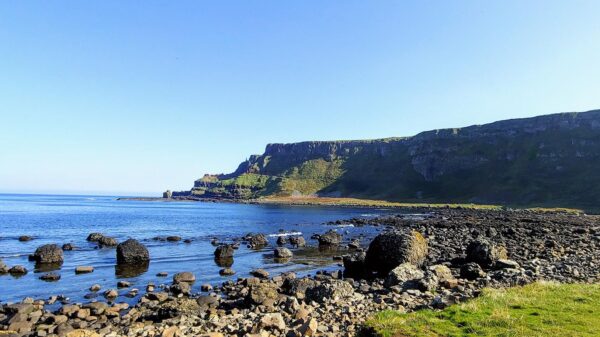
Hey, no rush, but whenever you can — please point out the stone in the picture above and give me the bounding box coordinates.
[494,259,520,270]
[161,326,181,337]
[246,233,268,249]
[276,236,288,246]
[103,289,118,299]
[0,259,8,274]
[66,329,101,337]
[201,284,213,291]
[343,252,368,279]
[219,268,235,276]
[40,272,61,281]
[33,244,64,264]
[18,235,33,242]
[173,272,196,283]
[170,282,191,295]
[98,236,117,247]
[117,281,131,288]
[429,264,454,282]
[299,318,319,336]
[76,266,94,274]
[305,279,354,303]
[259,313,285,330]
[196,295,219,309]
[250,269,270,279]
[274,247,293,259]
[62,243,75,251]
[384,263,425,287]
[247,283,279,305]
[9,265,28,275]
[318,230,342,246]
[214,244,235,259]
[289,236,306,247]
[460,262,486,280]
[166,236,181,242]
[86,233,104,242]
[365,230,428,274]
[465,238,508,268]
[282,277,317,299]
[116,239,149,264]
[90,284,101,292]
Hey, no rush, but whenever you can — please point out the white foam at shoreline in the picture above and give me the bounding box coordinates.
[268,231,302,237]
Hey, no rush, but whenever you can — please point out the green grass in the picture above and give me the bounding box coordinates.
[365,282,600,337]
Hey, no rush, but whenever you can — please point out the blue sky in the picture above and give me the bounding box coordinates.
[1,1,599,195]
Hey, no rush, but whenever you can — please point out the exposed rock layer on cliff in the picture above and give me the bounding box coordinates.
[176,109,600,211]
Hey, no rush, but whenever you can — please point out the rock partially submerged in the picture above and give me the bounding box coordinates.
[317,230,342,246]
[116,239,150,264]
[33,244,64,264]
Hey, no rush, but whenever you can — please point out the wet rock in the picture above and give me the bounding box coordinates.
[318,230,342,246]
[40,272,61,281]
[86,233,104,242]
[289,236,306,247]
[9,265,28,275]
[116,239,149,264]
[117,281,131,288]
[98,236,118,247]
[246,233,268,249]
[89,284,101,292]
[0,259,8,274]
[75,266,94,274]
[62,243,75,251]
[103,289,118,299]
[18,235,33,242]
[214,244,235,259]
[33,244,64,264]
[219,268,235,276]
[460,262,486,280]
[170,282,191,295]
[166,236,181,242]
[250,269,270,279]
[465,238,508,268]
[274,247,293,259]
[366,230,428,274]
[276,236,288,246]
[201,284,213,291]
[348,238,361,249]
[173,272,195,284]
[384,263,425,288]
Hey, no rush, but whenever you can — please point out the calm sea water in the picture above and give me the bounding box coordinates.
[0,194,394,304]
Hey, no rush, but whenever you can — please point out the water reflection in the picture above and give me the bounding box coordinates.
[115,263,149,278]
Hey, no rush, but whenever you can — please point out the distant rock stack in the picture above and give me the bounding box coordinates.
[163,190,173,199]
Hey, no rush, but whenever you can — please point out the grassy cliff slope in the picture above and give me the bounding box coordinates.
[179,109,600,211]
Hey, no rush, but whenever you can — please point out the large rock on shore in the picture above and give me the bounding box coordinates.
[365,230,428,274]
[466,238,508,268]
[116,239,149,264]
[247,283,279,305]
[305,279,354,303]
[33,244,64,264]
[343,252,369,279]
[384,263,425,288]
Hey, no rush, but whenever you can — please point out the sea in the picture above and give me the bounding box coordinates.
[0,194,396,304]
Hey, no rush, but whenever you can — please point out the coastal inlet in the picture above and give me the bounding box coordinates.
[0,194,396,303]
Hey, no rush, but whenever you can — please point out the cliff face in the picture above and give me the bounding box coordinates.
[182,109,600,210]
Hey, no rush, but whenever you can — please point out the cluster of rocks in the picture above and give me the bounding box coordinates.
[1,209,599,336]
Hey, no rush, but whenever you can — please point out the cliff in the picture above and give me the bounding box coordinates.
[176,109,600,210]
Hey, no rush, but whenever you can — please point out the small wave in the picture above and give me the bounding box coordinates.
[335,224,354,228]
[268,231,302,237]
[0,253,29,258]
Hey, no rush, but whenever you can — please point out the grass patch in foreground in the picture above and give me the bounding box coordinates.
[365,282,600,337]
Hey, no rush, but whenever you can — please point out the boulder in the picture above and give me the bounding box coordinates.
[40,272,61,281]
[282,277,317,299]
[365,230,428,274]
[250,269,270,279]
[75,266,94,274]
[98,236,118,247]
[86,233,104,242]
[460,262,486,280]
[219,268,235,276]
[116,239,149,264]
[62,243,75,251]
[18,235,33,242]
[246,233,268,249]
[305,279,354,303]
[173,272,196,284]
[259,313,286,331]
[33,244,64,264]
[343,252,368,279]
[274,247,293,259]
[289,236,306,247]
[318,230,342,246]
[384,263,425,287]
[214,244,235,259]
[166,236,181,242]
[465,238,508,268]
[0,259,8,274]
[429,264,454,282]
[276,236,288,246]
[247,283,279,305]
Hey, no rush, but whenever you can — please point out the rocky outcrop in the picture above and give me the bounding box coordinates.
[175,109,600,211]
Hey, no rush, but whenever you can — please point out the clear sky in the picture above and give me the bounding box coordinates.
[1,1,600,196]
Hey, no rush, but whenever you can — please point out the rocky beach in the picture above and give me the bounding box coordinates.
[1,208,599,337]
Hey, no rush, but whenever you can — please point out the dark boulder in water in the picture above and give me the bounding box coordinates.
[33,244,64,264]
[214,244,235,259]
[318,230,342,246]
[116,239,149,264]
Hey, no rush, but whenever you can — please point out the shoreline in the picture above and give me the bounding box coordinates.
[1,208,598,336]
